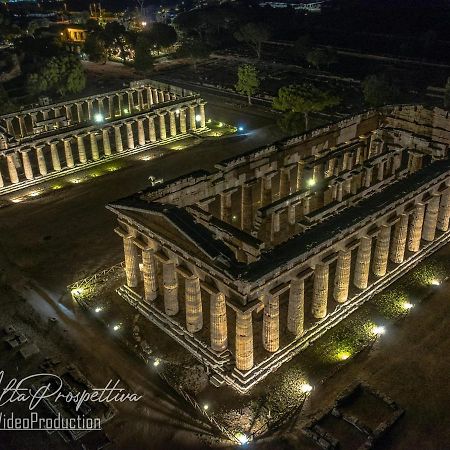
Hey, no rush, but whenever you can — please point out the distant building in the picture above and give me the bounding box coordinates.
[260,0,328,13]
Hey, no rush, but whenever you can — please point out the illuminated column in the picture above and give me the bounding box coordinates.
[49,142,61,171]
[63,138,75,168]
[287,278,304,336]
[35,145,47,176]
[288,204,296,225]
[373,225,391,277]
[354,236,372,289]
[263,295,279,352]
[114,125,124,152]
[179,108,187,134]
[169,111,177,137]
[189,105,197,130]
[87,99,94,119]
[158,90,165,102]
[126,121,135,149]
[0,167,3,188]
[390,214,408,263]
[127,91,135,112]
[137,118,145,146]
[185,276,203,333]
[146,86,153,107]
[76,134,87,163]
[89,132,99,161]
[235,311,253,371]
[437,188,450,232]
[123,236,139,288]
[97,96,105,115]
[19,116,26,137]
[262,176,273,206]
[142,248,158,302]
[6,154,19,184]
[162,261,178,316]
[76,102,84,122]
[279,167,291,198]
[333,250,351,303]
[138,89,144,110]
[422,195,440,241]
[312,264,329,319]
[148,116,157,142]
[241,184,253,231]
[158,113,167,140]
[199,102,206,128]
[152,88,159,104]
[5,118,14,136]
[108,95,114,118]
[20,149,33,180]
[164,91,171,102]
[117,93,123,114]
[408,203,425,252]
[64,105,72,122]
[210,292,228,352]
[220,192,232,223]
[102,128,112,156]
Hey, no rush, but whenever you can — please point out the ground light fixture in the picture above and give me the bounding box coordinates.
[112,324,121,331]
[402,302,414,310]
[300,383,313,393]
[94,307,103,313]
[71,288,83,297]
[94,113,104,123]
[338,351,351,361]
[235,433,249,445]
[373,325,386,335]
[153,358,160,367]
[196,114,202,122]
[238,125,244,132]
[431,279,441,286]
[203,404,209,411]
[307,178,316,187]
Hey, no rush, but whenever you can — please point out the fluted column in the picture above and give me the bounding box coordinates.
[127,91,135,112]
[35,145,47,176]
[76,134,87,163]
[422,195,440,242]
[437,188,450,232]
[148,116,157,142]
[210,292,228,352]
[158,113,167,140]
[123,236,139,288]
[87,99,94,120]
[6,154,19,184]
[117,93,124,114]
[185,276,203,333]
[126,121,135,149]
[199,102,206,128]
[108,95,114,119]
[169,111,177,137]
[241,184,253,231]
[63,138,75,168]
[76,102,83,122]
[142,248,158,302]
[49,142,61,171]
[137,118,145,146]
[390,214,408,263]
[21,150,34,180]
[179,108,187,134]
[373,225,391,277]
[408,204,425,252]
[102,128,112,156]
[220,192,232,223]
[162,261,178,316]
[334,250,351,303]
[189,105,196,130]
[90,132,99,161]
[287,278,304,336]
[354,236,372,289]
[235,311,253,371]
[312,264,329,319]
[263,295,279,352]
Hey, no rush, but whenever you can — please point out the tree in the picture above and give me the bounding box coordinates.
[234,23,270,60]
[103,22,129,62]
[177,38,211,71]
[235,64,260,105]
[134,34,154,73]
[84,33,107,63]
[444,77,450,110]
[306,47,338,70]
[146,23,178,54]
[361,74,400,107]
[273,84,340,131]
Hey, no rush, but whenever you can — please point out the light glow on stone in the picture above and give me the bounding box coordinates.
[94,113,104,123]
[373,325,386,335]
[300,383,313,393]
[431,279,441,286]
[236,433,249,445]
[338,351,351,361]
[402,302,414,310]
[196,114,202,122]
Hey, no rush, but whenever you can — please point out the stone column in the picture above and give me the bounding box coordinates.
[148,116,157,142]
[185,276,203,333]
[263,295,279,352]
[296,161,304,191]
[169,111,177,137]
[97,97,105,115]
[126,121,135,149]
[138,89,144,110]
[49,142,61,171]
[123,236,139,288]
[35,145,47,176]
[312,264,329,319]
[210,292,228,352]
[108,95,114,119]
[220,192,232,223]
[189,105,197,130]
[179,108,187,134]
[159,90,165,102]
[152,88,159,104]
[288,204,296,225]
[437,188,450,232]
[102,128,112,156]
[373,225,391,277]
[241,184,253,231]
[142,249,158,302]
[279,167,291,198]
[422,195,440,242]
[87,99,94,120]
[158,113,167,140]
[262,176,273,206]
[89,132,99,161]
[76,134,87,163]
[199,102,206,128]
[235,311,253,371]
[76,102,83,122]
[63,138,75,168]
[5,118,14,136]
[408,204,425,252]
[164,91,171,102]
[0,167,3,188]
[127,91,135,112]
[162,261,178,316]
[65,105,72,122]
[146,87,153,107]
[390,214,408,263]
[137,118,145,146]
[19,116,27,137]
[19,150,33,180]
[334,250,351,303]
[118,93,124,114]
[287,278,304,336]
[354,236,372,289]
[6,154,19,184]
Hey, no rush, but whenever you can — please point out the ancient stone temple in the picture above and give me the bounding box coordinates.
[0,80,207,193]
[108,105,450,392]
